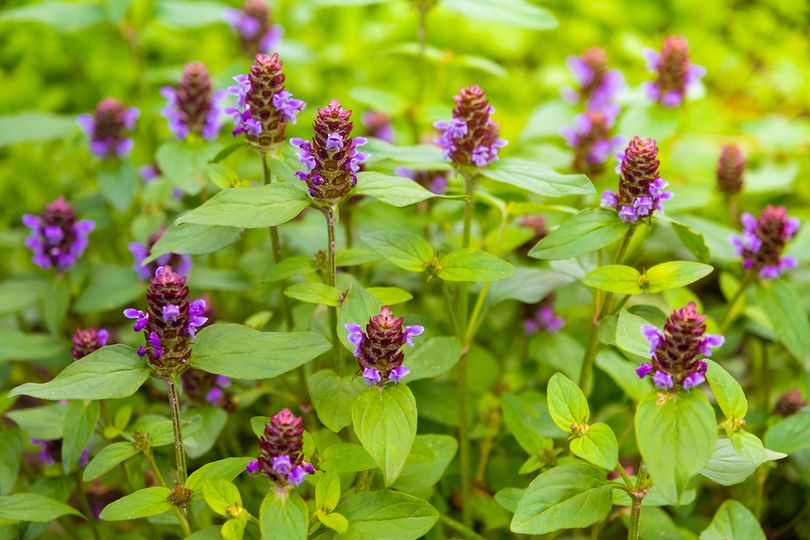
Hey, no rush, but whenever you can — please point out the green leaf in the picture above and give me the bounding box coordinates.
[405,336,462,382]
[569,423,618,471]
[5,404,65,440]
[546,373,589,433]
[74,265,144,313]
[284,282,342,306]
[99,487,173,521]
[0,329,65,363]
[756,280,810,370]
[367,287,413,305]
[0,493,83,523]
[392,434,458,493]
[764,410,810,454]
[700,500,765,540]
[354,172,443,207]
[307,369,365,432]
[83,442,139,481]
[186,457,253,495]
[701,433,785,486]
[595,350,652,402]
[335,490,439,540]
[441,0,557,30]
[529,208,629,260]
[61,400,99,474]
[204,479,241,516]
[635,391,717,504]
[259,490,307,540]
[177,184,310,228]
[10,344,149,401]
[582,265,642,294]
[316,471,341,512]
[669,220,711,263]
[352,384,418,486]
[206,163,241,189]
[146,223,242,263]
[320,443,377,473]
[511,463,612,534]
[362,231,434,272]
[644,261,714,293]
[156,0,230,29]
[156,139,222,194]
[221,515,247,540]
[438,248,514,282]
[501,393,555,455]
[317,511,349,534]
[98,161,137,211]
[614,309,653,359]
[266,257,315,283]
[0,2,104,33]
[0,278,42,315]
[190,324,331,380]
[363,138,448,169]
[487,267,575,307]
[480,158,589,197]
[0,430,22,496]
[43,277,70,335]
[705,360,747,422]
[0,112,78,146]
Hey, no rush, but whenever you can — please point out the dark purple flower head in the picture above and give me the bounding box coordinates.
[71,328,109,360]
[636,302,724,391]
[563,47,624,107]
[77,98,138,158]
[345,306,423,386]
[292,99,368,203]
[731,206,799,279]
[248,408,313,487]
[395,167,448,194]
[161,62,226,141]
[434,85,507,168]
[227,52,305,151]
[716,144,745,195]
[362,110,395,143]
[22,197,94,272]
[600,136,672,223]
[224,0,283,55]
[181,369,235,411]
[523,295,564,335]
[773,389,806,417]
[123,266,207,375]
[642,36,706,108]
[560,106,623,175]
[30,438,61,466]
[129,228,192,281]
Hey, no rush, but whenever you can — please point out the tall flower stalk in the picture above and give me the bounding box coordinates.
[434,84,506,526]
[292,100,368,370]
[228,52,305,331]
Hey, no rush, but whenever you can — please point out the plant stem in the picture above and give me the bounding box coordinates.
[324,206,342,375]
[439,514,488,540]
[75,471,102,540]
[627,463,649,540]
[164,377,188,485]
[262,152,295,331]
[719,272,754,332]
[144,448,192,536]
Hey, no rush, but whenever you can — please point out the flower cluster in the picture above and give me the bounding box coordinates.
[434,85,507,168]
[228,52,305,150]
[123,266,207,375]
[636,302,724,390]
[560,106,623,175]
[224,0,282,55]
[77,98,139,158]
[563,47,624,107]
[601,136,672,223]
[246,408,314,487]
[129,228,192,281]
[30,438,89,467]
[291,100,369,203]
[161,62,226,140]
[395,167,448,194]
[22,197,94,271]
[362,110,394,143]
[181,369,235,410]
[642,36,706,108]
[731,206,799,279]
[345,306,424,386]
[71,328,109,360]
[523,295,564,335]
[716,144,745,195]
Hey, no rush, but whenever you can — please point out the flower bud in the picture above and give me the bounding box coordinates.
[77,98,138,158]
[161,62,225,140]
[129,228,192,281]
[564,47,624,107]
[181,369,235,412]
[224,0,283,55]
[22,197,95,271]
[731,206,799,279]
[345,306,424,386]
[248,408,314,487]
[560,106,623,175]
[434,85,507,168]
[642,36,706,108]
[716,144,745,195]
[600,136,672,223]
[71,328,109,360]
[773,389,806,417]
[636,302,724,390]
[291,100,369,204]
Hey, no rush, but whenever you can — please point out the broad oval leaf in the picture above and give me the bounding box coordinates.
[438,248,514,282]
[82,442,139,481]
[569,422,618,471]
[99,487,173,521]
[441,0,557,30]
[480,158,591,197]
[700,500,765,540]
[61,400,99,474]
[284,282,342,306]
[546,373,590,433]
[319,443,377,473]
[705,360,747,422]
[644,261,714,293]
[259,490,307,540]
[0,492,83,523]
[335,489,439,540]
[582,265,643,294]
[756,280,810,370]
[352,384,418,486]
[307,369,365,432]
[362,231,434,272]
[190,324,331,380]
[146,223,242,263]
[186,457,253,495]
[405,336,462,382]
[10,345,150,401]
[764,410,810,454]
[530,208,629,260]
[0,329,66,363]
[354,172,445,207]
[700,433,785,486]
[393,434,458,493]
[177,183,309,228]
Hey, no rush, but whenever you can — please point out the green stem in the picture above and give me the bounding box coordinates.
[324,206,342,375]
[719,272,754,332]
[75,471,102,540]
[439,514,488,540]
[144,448,192,537]
[164,378,188,485]
[262,153,295,331]
[627,463,649,540]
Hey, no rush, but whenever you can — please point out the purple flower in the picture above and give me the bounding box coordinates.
[348,306,421,385]
[187,298,208,337]
[161,62,225,140]
[388,365,410,383]
[205,387,224,404]
[524,304,565,335]
[124,308,149,331]
[362,368,382,386]
[731,206,799,279]
[129,228,192,282]
[641,325,661,355]
[246,460,260,473]
[71,327,109,360]
[362,110,395,143]
[287,466,308,486]
[345,323,365,356]
[643,36,705,108]
[162,304,180,323]
[403,325,425,345]
[635,363,653,378]
[562,107,622,175]
[603,137,671,223]
[271,90,305,123]
[224,0,283,55]
[563,47,624,107]
[149,332,163,358]
[251,408,313,487]
[272,454,292,475]
[652,371,674,389]
[22,197,94,272]
[78,98,138,158]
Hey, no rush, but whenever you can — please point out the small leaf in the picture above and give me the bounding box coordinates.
[644,261,714,293]
[569,422,618,471]
[405,336,462,382]
[0,493,83,523]
[501,393,555,455]
[669,220,710,263]
[156,139,222,195]
[266,257,315,283]
[204,479,241,516]
[316,471,341,512]
[146,223,242,263]
[764,410,810,454]
[700,500,765,540]
[438,248,514,282]
[756,280,810,370]
[614,309,654,359]
[546,373,589,433]
[61,400,99,474]
[352,384,418,486]
[307,369,365,433]
[530,208,629,260]
[354,172,444,207]
[335,490,439,540]
[259,490,307,540]
[319,443,377,473]
[317,511,349,534]
[705,360,747,422]
[186,457,253,495]
[367,287,413,305]
[582,265,643,294]
[99,487,173,521]
[595,350,652,402]
[284,282,342,306]
[480,158,590,197]
[177,183,309,228]
[701,433,785,486]
[83,442,139,481]
[362,231,434,272]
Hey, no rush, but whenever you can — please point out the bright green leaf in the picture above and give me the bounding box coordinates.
[546,373,590,433]
[99,487,173,521]
[438,248,514,282]
[582,265,643,294]
[530,208,629,260]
